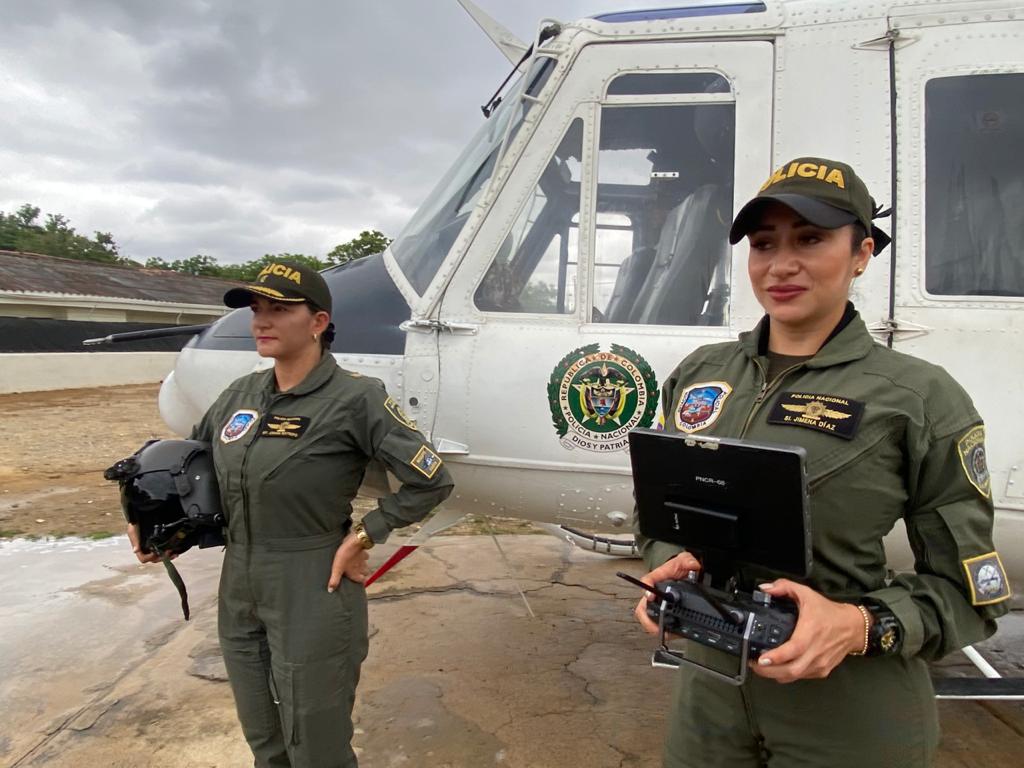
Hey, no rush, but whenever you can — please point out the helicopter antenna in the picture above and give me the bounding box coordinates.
[457,0,529,66]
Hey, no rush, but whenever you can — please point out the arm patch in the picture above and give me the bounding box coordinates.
[384,396,417,430]
[410,445,442,479]
[957,425,991,498]
[962,552,1011,605]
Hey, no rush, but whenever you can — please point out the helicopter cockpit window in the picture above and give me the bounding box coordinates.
[474,119,584,314]
[607,72,729,96]
[592,94,734,325]
[925,73,1024,297]
[391,56,557,295]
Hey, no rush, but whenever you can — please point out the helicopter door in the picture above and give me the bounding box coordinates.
[889,10,1024,519]
[432,41,773,524]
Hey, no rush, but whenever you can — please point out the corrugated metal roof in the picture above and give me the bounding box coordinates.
[0,250,240,305]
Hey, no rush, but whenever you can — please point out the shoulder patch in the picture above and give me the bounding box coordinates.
[410,445,442,479]
[962,552,1011,605]
[767,392,865,440]
[384,396,417,430]
[957,425,991,498]
[674,381,732,434]
[220,410,259,444]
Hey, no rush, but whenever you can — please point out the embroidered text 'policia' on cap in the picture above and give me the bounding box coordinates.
[729,157,892,255]
[223,260,333,312]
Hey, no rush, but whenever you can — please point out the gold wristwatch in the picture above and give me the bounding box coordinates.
[353,522,375,550]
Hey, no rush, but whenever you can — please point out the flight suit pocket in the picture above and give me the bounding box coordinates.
[267,666,295,746]
[277,657,357,749]
[806,419,895,490]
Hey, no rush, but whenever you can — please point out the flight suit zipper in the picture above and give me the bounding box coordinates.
[739,359,805,438]
[239,391,273,547]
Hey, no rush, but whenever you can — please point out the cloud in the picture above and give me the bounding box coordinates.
[0,0,654,265]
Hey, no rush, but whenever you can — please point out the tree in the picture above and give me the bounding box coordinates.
[3,205,123,263]
[219,253,326,282]
[326,230,391,267]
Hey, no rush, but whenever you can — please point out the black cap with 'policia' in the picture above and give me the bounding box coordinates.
[223,260,333,313]
[729,157,892,255]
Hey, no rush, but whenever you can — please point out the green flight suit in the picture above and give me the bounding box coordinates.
[192,352,454,768]
[637,308,1010,768]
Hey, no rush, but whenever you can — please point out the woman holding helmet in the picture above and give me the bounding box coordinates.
[129,260,453,767]
[632,158,1009,767]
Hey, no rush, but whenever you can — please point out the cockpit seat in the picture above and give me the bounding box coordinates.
[628,184,731,326]
[603,246,655,323]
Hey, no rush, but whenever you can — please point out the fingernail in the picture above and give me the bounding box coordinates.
[758,582,774,590]
[758,657,773,666]
[327,587,335,593]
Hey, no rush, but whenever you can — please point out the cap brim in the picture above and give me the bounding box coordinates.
[223,285,307,308]
[729,194,858,244]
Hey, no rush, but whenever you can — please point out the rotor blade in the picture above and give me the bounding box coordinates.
[363,508,466,586]
[365,545,417,587]
[457,0,529,66]
[82,323,210,346]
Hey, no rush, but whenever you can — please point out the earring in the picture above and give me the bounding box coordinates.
[854,268,864,277]
[313,333,319,342]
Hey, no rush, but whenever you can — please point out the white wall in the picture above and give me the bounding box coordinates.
[0,352,178,394]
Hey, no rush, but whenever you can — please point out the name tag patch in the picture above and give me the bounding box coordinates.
[963,552,1011,605]
[220,410,259,444]
[410,445,442,479]
[261,415,310,439]
[767,392,865,440]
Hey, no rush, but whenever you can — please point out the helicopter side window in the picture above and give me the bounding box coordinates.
[925,73,1024,297]
[474,119,584,314]
[593,98,734,325]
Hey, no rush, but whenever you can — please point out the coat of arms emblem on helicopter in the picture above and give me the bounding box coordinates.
[547,344,658,452]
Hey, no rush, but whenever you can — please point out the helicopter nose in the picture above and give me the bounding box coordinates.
[324,253,412,355]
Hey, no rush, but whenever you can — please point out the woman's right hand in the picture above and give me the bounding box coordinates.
[632,551,702,635]
[126,523,161,564]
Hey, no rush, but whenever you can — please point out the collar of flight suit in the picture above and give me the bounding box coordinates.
[738,302,877,370]
[261,351,339,397]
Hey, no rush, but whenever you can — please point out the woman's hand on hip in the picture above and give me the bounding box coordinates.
[633,551,702,635]
[750,579,870,683]
[328,535,370,591]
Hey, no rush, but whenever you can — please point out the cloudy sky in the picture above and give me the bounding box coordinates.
[0,0,657,265]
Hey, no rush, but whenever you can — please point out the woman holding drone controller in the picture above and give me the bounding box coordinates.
[631,157,1009,767]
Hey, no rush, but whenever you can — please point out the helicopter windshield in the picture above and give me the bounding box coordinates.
[391,56,556,294]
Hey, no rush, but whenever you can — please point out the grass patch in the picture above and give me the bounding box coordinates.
[84,531,117,540]
[0,528,26,538]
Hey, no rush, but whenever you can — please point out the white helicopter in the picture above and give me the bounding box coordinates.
[151,0,1022,688]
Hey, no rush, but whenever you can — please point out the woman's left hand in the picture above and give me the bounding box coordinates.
[327,535,370,591]
[750,579,869,683]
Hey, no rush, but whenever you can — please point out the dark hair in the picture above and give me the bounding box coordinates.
[306,302,334,351]
[850,222,868,252]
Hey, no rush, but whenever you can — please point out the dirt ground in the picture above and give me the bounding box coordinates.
[0,384,534,539]
[0,385,163,538]
[1,385,1021,768]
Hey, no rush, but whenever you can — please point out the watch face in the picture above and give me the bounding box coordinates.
[880,629,896,653]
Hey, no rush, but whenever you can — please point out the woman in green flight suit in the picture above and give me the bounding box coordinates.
[129,260,454,767]
[631,158,1010,767]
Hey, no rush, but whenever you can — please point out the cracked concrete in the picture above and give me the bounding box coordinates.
[1,533,1022,767]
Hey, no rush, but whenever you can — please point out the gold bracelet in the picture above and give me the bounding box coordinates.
[850,605,871,656]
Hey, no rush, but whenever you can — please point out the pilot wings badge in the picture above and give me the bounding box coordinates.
[767,392,865,439]
[548,344,657,452]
